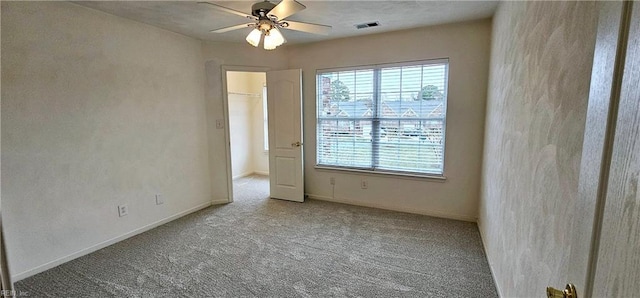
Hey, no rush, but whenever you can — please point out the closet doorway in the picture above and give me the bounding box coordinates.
[225,70,270,202]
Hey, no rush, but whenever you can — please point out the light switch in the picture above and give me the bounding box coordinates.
[156,194,164,205]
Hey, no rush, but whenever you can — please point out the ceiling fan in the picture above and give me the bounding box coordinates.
[198,0,331,50]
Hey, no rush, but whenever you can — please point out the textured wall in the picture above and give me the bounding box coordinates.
[2,2,210,278]
[228,94,255,178]
[249,76,269,176]
[288,19,492,221]
[226,72,266,96]
[479,2,598,296]
[251,93,269,176]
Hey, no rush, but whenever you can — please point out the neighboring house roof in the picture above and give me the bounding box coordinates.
[322,100,445,118]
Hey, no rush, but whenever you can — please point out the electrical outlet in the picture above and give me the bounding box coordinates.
[330,177,335,185]
[118,204,129,217]
[156,194,164,205]
[216,119,224,129]
[361,179,368,189]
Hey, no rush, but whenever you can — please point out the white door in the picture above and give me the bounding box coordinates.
[591,1,640,295]
[266,69,304,202]
[548,2,640,297]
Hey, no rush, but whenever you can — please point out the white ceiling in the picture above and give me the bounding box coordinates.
[74,1,498,45]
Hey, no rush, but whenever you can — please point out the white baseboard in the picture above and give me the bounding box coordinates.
[305,193,477,222]
[12,201,213,282]
[477,219,503,298]
[211,198,230,205]
[232,171,253,180]
[233,171,269,180]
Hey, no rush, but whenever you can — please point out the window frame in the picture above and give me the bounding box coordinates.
[314,58,449,179]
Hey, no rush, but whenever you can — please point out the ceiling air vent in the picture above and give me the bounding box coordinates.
[355,21,380,29]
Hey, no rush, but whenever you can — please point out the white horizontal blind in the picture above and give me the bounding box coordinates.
[316,60,448,175]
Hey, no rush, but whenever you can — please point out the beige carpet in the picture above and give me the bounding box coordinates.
[16,175,497,297]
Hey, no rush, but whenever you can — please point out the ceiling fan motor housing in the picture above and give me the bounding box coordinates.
[251,1,276,19]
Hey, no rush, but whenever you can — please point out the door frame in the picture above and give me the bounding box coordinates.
[221,65,271,203]
[0,213,14,294]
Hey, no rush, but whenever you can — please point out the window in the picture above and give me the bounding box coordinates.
[316,59,448,176]
[263,85,269,151]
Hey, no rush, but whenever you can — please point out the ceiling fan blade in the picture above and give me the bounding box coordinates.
[198,2,257,20]
[210,23,254,33]
[282,20,331,35]
[267,0,306,21]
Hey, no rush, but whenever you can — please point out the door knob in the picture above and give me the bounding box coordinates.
[291,141,303,147]
[547,283,577,298]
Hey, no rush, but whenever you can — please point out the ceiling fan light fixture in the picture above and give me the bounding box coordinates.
[246,28,262,47]
[203,0,331,50]
[263,27,286,50]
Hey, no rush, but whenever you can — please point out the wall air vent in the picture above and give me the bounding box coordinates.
[355,21,380,29]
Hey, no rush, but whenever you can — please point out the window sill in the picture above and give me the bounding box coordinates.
[314,165,447,182]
